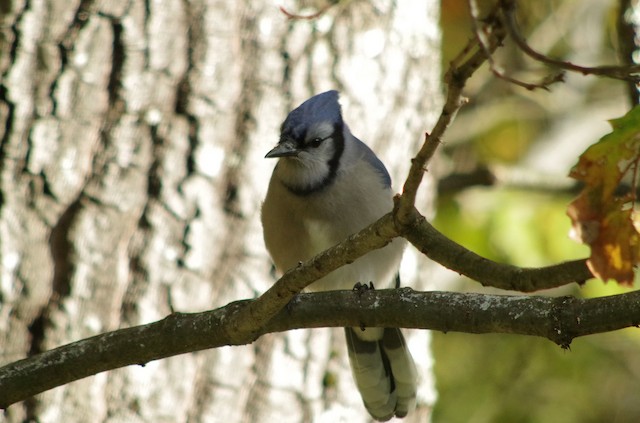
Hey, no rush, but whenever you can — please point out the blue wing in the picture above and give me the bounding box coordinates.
[352,136,392,188]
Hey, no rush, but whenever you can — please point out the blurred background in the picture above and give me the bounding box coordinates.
[433,0,640,422]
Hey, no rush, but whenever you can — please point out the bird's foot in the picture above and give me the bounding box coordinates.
[352,281,375,292]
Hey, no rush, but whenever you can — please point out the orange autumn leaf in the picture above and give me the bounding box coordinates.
[567,106,640,285]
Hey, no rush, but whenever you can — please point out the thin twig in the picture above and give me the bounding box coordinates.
[279,4,333,20]
[500,0,640,82]
[468,0,564,91]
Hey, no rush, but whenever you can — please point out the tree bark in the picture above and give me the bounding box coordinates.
[0,1,441,421]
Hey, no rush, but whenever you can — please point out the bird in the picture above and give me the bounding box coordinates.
[261,90,417,421]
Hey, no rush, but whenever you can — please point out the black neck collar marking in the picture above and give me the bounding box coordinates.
[283,122,345,197]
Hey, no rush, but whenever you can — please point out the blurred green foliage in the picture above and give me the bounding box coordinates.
[435,191,589,266]
[432,331,640,423]
[433,0,640,421]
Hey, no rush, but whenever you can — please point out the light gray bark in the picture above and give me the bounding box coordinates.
[0,1,441,421]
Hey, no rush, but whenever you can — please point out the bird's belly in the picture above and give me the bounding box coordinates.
[263,190,404,292]
[303,219,338,257]
[302,218,404,292]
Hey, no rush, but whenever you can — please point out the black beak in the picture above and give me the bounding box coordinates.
[265,141,299,158]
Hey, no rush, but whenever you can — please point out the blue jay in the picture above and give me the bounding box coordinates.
[261,91,417,421]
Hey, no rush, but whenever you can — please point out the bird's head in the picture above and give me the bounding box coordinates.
[266,91,346,195]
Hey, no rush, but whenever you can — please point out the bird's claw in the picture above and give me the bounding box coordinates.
[352,281,375,292]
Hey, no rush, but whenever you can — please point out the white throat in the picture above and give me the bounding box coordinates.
[274,155,334,194]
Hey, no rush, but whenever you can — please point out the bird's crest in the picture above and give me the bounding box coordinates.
[281,90,343,140]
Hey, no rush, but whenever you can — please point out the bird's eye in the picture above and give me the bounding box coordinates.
[309,137,323,148]
[309,134,332,148]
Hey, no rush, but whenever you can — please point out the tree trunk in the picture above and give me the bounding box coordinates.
[0,1,441,421]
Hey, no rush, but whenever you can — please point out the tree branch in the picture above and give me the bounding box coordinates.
[227,194,593,347]
[224,213,401,343]
[396,206,593,292]
[397,3,507,223]
[3,288,640,407]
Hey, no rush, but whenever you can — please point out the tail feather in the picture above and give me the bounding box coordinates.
[381,328,418,417]
[345,327,417,421]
